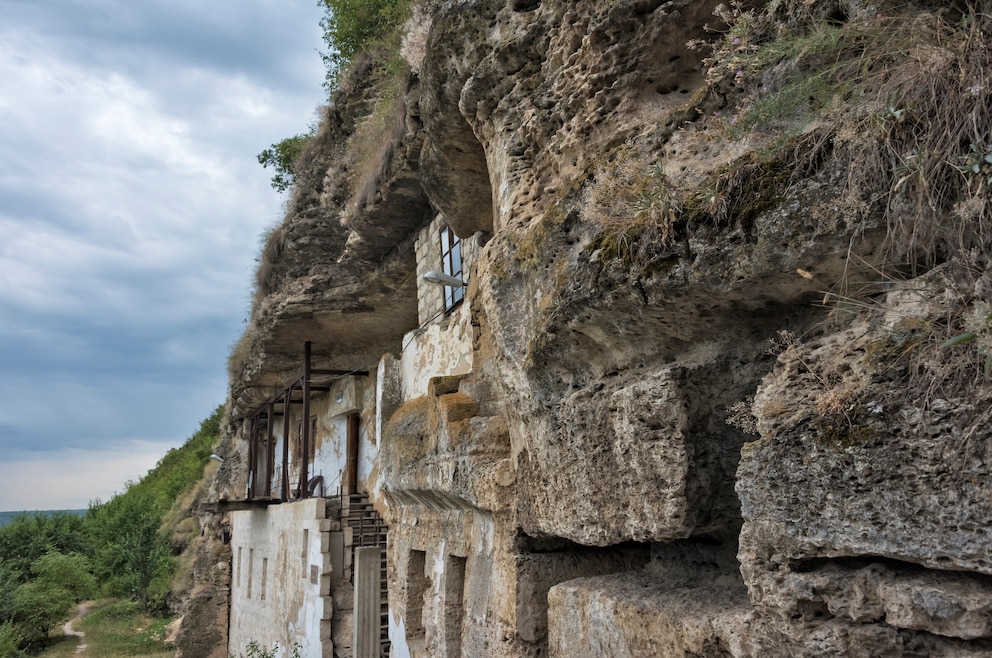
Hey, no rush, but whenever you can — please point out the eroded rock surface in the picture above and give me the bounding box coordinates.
[190,0,992,655]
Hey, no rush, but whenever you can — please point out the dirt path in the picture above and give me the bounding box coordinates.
[61,602,90,655]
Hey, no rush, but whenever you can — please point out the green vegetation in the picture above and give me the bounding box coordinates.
[11,553,96,644]
[0,406,223,657]
[257,133,313,193]
[0,512,85,529]
[235,640,302,658]
[34,600,174,658]
[319,0,411,91]
[257,0,412,193]
[86,489,173,613]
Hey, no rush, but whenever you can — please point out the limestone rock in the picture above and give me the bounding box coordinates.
[740,269,992,645]
[196,1,992,656]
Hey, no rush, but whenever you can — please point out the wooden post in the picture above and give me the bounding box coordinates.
[301,341,312,498]
[353,546,382,658]
[246,416,257,500]
[346,413,360,495]
[265,402,275,497]
[281,388,292,501]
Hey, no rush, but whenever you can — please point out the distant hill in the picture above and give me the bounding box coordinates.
[0,509,86,526]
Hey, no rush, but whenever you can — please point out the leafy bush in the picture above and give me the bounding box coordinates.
[257,134,313,193]
[29,552,95,603]
[319,0,411,89]
[0,514,88,585]
[10,580,72,643]
[0,621,25,658]
[86,488,172,612]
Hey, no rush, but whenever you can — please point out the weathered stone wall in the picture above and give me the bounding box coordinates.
[193,1,992,656]
[401,0,992,655]
[401,216,482,402]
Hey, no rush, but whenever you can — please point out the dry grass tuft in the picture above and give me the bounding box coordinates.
[252,223,287,311]
[227,326,257,384]
[351,77,411,212]
[581,145,685,267]
[709,2,992,272]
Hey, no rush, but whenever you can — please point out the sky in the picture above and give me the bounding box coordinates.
[0,0,328,510]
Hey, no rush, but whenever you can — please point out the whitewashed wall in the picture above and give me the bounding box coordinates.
[228,498,332,658]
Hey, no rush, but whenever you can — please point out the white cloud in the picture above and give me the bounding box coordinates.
[0,0,326,497]
[0,17,305,324]
[0,442,175,510]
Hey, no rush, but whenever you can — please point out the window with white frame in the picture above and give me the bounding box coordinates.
[439,224,464,310]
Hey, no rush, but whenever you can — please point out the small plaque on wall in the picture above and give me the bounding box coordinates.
[310,565,319,584]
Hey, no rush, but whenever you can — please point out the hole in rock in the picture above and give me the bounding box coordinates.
[826,8,849,25]
[512,0,541,12]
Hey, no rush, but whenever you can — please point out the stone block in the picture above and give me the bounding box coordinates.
[320,571,332,596]
[429,374,466,397]
[333,611,354,650]
[548,572,750,658]
[333,580,355,612]
[518,364,747,545]
[740,296,992,578]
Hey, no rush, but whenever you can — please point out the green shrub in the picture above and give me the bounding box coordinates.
[235,640,301,658]
[11,580,72,643]
[0,514,88,584]
[257,134,313,193]
[319,0,411,89]
[0,621,24,658]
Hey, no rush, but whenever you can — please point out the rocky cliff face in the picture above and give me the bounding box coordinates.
[193,0,992,656]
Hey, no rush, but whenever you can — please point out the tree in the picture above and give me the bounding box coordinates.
[8,551,95,647]
[11,580,72,643]
[0,566,19,623]
[257,134,312,193]
[30,552,96,603]
[319,0,410,87]
[0,513,87,584]
[87,488,171,611]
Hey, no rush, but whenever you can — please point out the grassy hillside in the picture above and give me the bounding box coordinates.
[0,405,224,656]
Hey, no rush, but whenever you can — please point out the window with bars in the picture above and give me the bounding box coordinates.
[439,224,464,310]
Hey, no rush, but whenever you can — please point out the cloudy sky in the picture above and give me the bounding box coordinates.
[0,0,328,510]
